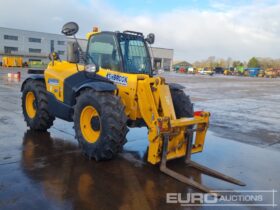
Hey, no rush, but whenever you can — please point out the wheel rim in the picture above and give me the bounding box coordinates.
[25,91,36,118]
[80,105,101,143]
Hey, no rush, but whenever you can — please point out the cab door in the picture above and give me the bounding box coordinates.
[87,33,139,119]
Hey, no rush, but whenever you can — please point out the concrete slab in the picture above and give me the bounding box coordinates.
[0,69,279,209]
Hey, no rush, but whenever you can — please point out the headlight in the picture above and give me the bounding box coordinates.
[85,64,97,73]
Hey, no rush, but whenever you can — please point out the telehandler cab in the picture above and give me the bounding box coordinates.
[21,22,245,196]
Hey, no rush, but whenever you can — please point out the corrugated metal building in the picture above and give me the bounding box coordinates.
[150,47,173,71]
[0,27,174,70]
[0,27,66,63]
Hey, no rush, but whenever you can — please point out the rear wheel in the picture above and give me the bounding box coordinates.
[22,80,55,131]
[73,89,128,161]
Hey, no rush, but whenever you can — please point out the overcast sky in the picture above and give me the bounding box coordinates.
[1,0,280,62]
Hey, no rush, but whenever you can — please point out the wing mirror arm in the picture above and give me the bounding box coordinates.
[61,22,87,65]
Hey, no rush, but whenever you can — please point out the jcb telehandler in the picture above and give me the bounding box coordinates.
[21,22,245,196]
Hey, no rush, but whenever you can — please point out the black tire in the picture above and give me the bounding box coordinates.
[73,89,128,161]
[22,80,55,131]
[170,88,194,118]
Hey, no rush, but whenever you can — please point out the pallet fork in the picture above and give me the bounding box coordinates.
[159,114,246,197]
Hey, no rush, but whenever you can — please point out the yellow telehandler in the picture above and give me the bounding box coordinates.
[21,22,244,196]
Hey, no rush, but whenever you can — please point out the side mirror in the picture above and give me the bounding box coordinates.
[67,42,80,63]
[61,22,79,36]
[145,33,155,44]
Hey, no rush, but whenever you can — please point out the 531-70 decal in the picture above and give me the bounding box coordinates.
[106,73,128,86]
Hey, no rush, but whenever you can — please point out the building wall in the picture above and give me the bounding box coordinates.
[0,27,173,70]
[0,27,67,63]
[149,47,174,71]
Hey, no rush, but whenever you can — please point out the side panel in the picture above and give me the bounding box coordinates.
[44,61,80,102]
[64,71,116,106]
[47,92,73,121]
[45,61,116,106]
[97,69,149,120]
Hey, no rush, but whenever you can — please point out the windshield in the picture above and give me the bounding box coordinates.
[118,33,152,74]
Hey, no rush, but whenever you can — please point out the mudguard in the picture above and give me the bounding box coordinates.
[21,75,45,91]
[74,81,117,93]
[63,71,117,106]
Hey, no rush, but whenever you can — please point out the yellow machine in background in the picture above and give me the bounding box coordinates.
[223,69,232,75]
[265,68,277,78]
[2,56,23,67]
[21,22,245,195]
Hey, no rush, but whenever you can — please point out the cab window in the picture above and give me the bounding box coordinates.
[118,34,152,74]
[87,34,122,71]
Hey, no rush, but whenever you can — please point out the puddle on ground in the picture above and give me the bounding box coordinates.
[0,128,278,210]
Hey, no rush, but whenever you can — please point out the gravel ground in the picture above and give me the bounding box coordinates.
[163,72,280,150]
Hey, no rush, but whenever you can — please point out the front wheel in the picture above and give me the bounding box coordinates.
[73,90,128,161]
[170,88,194,118]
